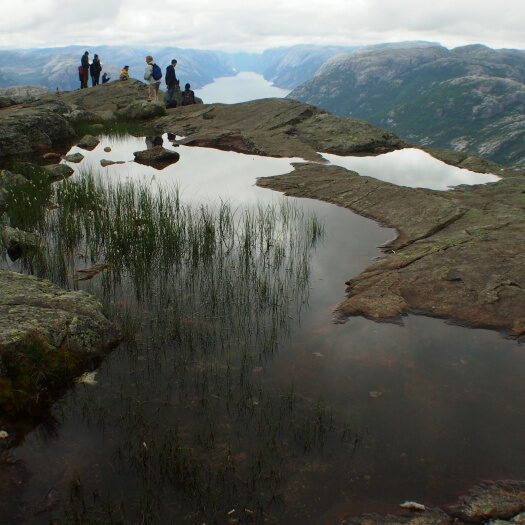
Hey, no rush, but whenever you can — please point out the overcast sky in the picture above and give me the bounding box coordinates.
[1,0,524,51]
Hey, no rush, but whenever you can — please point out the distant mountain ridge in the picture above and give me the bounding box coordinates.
[288,42,525,169]
[0,44,354,93]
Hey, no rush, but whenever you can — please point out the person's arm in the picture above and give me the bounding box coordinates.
[144,64,152,81]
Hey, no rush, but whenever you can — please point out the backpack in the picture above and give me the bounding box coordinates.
[151,63,162,81]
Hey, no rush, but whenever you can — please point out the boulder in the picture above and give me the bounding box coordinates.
[76,134,100,150]
[117,101,166,120]
[64,152,84,163]
[1,226,40,261]
[95,110,117,121]
[133,147,180,169]
[42,152,61,160]
[0,271,119,355]
[43,163,74,182]
[65,109,100,123]
[104,147,111,152]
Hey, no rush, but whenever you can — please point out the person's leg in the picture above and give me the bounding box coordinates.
[153,83,160,102]
[166,86,174,105]
[147,84,155,102]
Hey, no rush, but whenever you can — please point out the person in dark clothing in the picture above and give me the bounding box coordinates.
[165,59,179,107]
[102,72,111,84]
[80,51,89,88]
[181,83,196,106]
[78,66,84,89]
[90,54,102,86]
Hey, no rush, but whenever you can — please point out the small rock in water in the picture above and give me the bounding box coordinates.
[0,430,9,439]
[399,501,426,511]
[43,152,61,160]
[76,134,100,150]
[369,391,383,398]
[75,371,98,385]
[104,146,111,152]
[100,159,125,167]
[64,152,84,163]
[312,352,324,358]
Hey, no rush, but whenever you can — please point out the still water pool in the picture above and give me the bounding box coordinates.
[2,136,524,525]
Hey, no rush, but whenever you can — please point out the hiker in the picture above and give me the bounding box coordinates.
[181,83,196,106]
[80,51,89,88]
[90,54,102,86]
[78,66,84,89]
[144,56,162,102]
[102,72,111,84]
[165,59,179,107]
[120,65,130,81]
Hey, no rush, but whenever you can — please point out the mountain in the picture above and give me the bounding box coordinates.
[0,46,236,92]
[227,45,354,89]
[288,42,525,169]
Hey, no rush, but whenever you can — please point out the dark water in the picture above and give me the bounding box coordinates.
[2,136,524,525]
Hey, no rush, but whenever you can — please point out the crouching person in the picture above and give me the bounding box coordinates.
[181,83,196,106]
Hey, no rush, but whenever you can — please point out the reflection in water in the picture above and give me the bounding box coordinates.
[195,71,290,104]
[322,148,501,190]
[2,135,524,525]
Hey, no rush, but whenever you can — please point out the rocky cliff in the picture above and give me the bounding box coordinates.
[288,42,525,169]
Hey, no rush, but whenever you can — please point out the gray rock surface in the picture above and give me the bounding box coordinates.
[64,152,84,163]
[0,271,119,355]
[117,100,166,120]
[133,147,180,168]
[76,134,100,150]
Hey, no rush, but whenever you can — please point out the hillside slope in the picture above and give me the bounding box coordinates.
[288,42,525,169]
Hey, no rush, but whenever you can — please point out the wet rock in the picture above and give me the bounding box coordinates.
[446,480,525,523]
[42,152,61,160]
[76,134,100,150]
[64,152,84,163]
[104,146,111,152]
[43,163,74,182]
[133,147,180,169]
[117,101,166,120]
[96,110,117,121]
[0,270,120,355]
[154,98,408,161]
[257,161,525,336]
[100,159,125,167]
[89,123,105,132]
[1,226,40,260]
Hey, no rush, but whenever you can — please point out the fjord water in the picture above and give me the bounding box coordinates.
[195,71,290,103]
[4,136,525,525]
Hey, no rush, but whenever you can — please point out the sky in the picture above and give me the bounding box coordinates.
[1,0,524,51]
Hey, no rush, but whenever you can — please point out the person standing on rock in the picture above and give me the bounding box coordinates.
[181,83,196,106]
[90,54,102,86]
[81,51,90,89]
[165,59,179,107]
[144,56,162,102]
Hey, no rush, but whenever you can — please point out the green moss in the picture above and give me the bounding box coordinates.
[0,333,87,415]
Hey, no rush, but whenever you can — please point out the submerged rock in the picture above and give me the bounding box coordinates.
[76,134,100,150]
[133,147,180,169]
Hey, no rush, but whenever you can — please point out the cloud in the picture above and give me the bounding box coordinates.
[1,0,524,51]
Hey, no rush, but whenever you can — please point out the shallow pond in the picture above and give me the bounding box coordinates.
[2,137,524,525]
[322,148,501,190]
